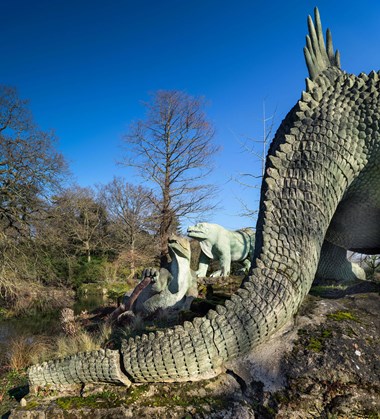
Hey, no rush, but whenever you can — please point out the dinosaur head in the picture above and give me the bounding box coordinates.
[168,234,191,260]
[187,222,210,240]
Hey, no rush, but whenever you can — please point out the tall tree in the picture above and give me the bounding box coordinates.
[0,86,66,234]
[99,177,157,278]
[0,86,66,302]
[122,90,219,265]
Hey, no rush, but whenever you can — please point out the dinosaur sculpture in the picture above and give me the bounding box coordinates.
[187,222,255,277]
[28,9,380,390]
[111,235,198,321]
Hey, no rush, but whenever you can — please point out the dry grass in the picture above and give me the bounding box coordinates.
[97,323,113,345]
[55,332,98,357]
[6,335,54,371]
[54,323,113,358]
[4,318,113,372]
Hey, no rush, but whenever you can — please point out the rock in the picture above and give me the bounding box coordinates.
[198,401,255,419]
[10,289,380,418]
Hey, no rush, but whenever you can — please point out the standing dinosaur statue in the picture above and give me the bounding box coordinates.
[28,8,380,390]
[187,222,255,277]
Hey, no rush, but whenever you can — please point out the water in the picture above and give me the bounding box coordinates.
[73,293,109,315]
[0,293,112,363]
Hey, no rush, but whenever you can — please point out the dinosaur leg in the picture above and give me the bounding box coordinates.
[315,240,366,282]
[216,253,231,277]
[241,258,251,273]
[196,253,210,277]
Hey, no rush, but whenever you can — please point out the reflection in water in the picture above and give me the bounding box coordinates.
[0,292,113,361]
[73,293,109,315]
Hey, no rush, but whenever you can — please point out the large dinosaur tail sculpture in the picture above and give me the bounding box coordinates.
[28,8,380,390]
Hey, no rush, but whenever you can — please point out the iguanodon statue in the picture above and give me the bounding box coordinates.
[111,235,198,321]
[187,222,255,277]
[28,9,380,390]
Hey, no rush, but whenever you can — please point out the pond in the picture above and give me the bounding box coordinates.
[0,292,113,366]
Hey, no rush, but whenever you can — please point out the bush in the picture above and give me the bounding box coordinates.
[5,335,54,371]
[69,257,108,288]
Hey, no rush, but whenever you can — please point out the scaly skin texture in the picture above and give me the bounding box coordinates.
[28,8,380,389]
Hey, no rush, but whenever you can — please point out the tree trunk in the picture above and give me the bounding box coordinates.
[85,241,91,263]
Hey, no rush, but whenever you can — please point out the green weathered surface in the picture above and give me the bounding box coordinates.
[28,349,131,388]
[126,235,198,316]
[28,8,380,390]
[187,222,255,277]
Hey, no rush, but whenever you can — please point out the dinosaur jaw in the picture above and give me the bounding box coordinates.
[187,223,209,240]
[168,236,191,259]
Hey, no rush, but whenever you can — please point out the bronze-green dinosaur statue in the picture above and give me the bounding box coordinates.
[28,8,380,390]
[111,235,198,321]
[187,222,255,277]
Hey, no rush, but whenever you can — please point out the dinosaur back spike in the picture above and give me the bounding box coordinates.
[304,7,341,81]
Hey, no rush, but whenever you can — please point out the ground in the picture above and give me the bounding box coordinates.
[3,278,380,419]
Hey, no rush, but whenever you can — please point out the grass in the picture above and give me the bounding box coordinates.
[0,369,28,418]
[6,335,54,371]
[298,328,333,353]
[55,323,112,358]
[55,390,123,410]
[327,310,360,322]
[1,320,113,375]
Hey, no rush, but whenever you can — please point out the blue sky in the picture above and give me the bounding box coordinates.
[1,0,380,230]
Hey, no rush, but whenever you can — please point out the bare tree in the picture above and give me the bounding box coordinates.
[0,86,67,303]
[122,90,219,265]
[236,103,276,220]
[0,86,66,234]
[99,177,157,278]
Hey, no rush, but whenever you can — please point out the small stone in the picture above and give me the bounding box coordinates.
[20,398,27,407]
